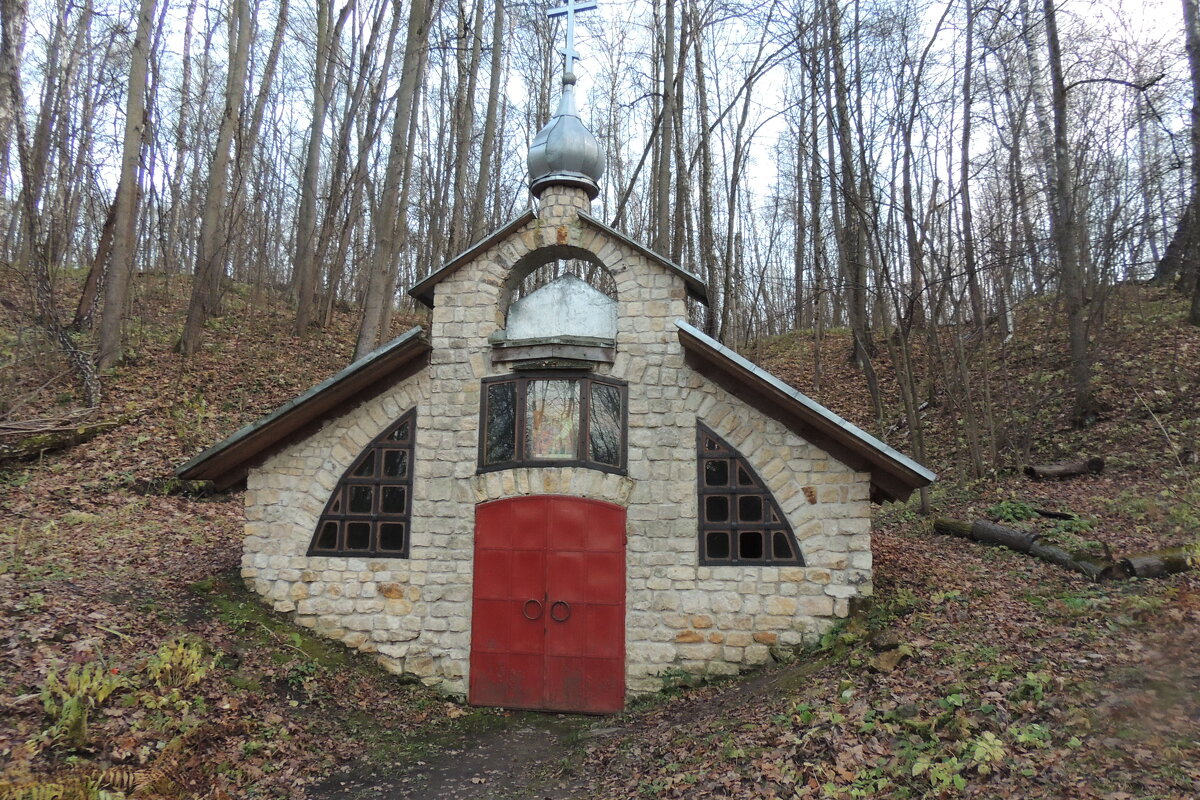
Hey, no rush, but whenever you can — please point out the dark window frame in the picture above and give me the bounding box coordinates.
[308,409,416,558]
[478,372,628,475]
[696,423,804,567]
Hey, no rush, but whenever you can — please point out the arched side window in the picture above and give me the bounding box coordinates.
[697,423,804,566]
[308,409,416,558]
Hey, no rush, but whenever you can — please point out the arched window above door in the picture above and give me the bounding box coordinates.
[479,374,626,474]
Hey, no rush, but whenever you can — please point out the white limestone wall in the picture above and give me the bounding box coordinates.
[241,184,872,699]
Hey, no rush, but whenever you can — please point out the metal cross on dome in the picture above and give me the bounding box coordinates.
[547,0,597,78]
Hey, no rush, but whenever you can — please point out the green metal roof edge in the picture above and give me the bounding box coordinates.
[676,320,936,487]
[577,210,709,305]
[175,326,428,478]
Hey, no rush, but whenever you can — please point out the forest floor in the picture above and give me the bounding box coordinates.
[0,275,1198,798]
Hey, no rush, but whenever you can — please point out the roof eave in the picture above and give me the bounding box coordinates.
[176,326,432,489]
[675,321,935,503]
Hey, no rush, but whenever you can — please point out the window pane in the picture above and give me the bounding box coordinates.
[589,383,622,466]
[705,495,729,523]
[346,522,371,550]
[379,523,405,552]
[739,531,764,560]
[381,486,406,514]
[704,460,728,486]
[773,531,793,560]
[349,485,373,514]
[388,421,410,442]
[526,379,579,460]
[316,521,338,550]
[737,465,754,486]
[705,531,730,560]
[738,495,763,522]
[383,449,408,478]
[353,451,376,477]
[485,382,516,464]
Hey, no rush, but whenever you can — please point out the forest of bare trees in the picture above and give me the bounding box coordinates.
[2,0,1199,479]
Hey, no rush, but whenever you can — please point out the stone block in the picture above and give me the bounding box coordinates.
[342,632,369,648]
[407,655,436,677]
[796,595,835,616]
[766,597,798,615]
[706,661,740,677]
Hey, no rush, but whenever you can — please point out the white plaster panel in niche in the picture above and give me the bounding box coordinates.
[506,274,617,340]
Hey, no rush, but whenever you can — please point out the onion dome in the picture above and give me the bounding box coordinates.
[527,72,605,200]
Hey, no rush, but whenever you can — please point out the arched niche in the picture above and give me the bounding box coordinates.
[492,246,619,367]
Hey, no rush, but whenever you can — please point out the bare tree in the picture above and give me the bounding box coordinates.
[1042,0,1093,426]
[1161,0,1200,324]
[98,0,156,367]
[355,0,432,358]
[179,0,254,356]
[294,0,352,335]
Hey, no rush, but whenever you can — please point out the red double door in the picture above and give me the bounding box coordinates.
[469,496,625,713]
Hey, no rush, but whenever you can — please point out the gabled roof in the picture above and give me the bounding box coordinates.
[407,208,709,308]
[675,321,935,503]
[176,327,432,490]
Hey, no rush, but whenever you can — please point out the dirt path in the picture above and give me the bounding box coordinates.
[306,662,812,800]
[308,711,603,800]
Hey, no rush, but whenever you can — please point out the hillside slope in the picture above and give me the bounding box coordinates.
[1,278,1196,798]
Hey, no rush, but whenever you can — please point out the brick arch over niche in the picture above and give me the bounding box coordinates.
[498,244,618,318]
[308,409,416,558]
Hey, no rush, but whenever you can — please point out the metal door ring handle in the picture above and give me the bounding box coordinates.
[522,599,543,620]
[550,600,571,622]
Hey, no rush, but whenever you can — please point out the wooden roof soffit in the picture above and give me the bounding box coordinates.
[675,321,935,504]
[176,327,432,491]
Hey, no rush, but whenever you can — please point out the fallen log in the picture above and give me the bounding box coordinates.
[933,518,1040,553]
[1024,457,1104,480]
[1117,547,1194,579]
[0,418,123,464]
[933,517,1113,581]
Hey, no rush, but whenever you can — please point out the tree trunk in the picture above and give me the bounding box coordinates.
[1118,548,1193,579]
[72,175,123,331]
[293,0,344,335]
[471,0,504,242]
[447,0,484,256]
[179,0,253,356]
[355,0,431,359]
[97,0,154,368]
[1042,0,1092,426]
[959,0,984,327]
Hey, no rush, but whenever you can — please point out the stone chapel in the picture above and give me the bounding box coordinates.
[178,9,934,713]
